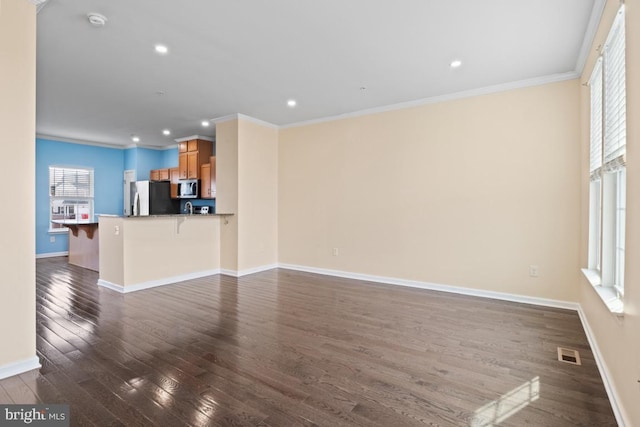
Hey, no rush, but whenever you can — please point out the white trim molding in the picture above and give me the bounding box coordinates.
[210,113,279,129]
[36,251,68,259]
[577,307,627,427]
[575,0,607,74]
[97,269,220,293]
[174,135,214,143]
[221,263,279,278]
[278,263,579,311]
[281,72,579,130]
[0,357,41,380]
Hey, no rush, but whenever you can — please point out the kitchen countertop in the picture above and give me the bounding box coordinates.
[51,219,99,225]
[99,213,234,219]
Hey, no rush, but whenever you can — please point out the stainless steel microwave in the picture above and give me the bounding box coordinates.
[177,179,199,199]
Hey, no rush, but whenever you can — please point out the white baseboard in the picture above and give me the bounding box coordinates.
[278,263,579,311]
[97,269,221,293]
[279,263,627,423]
[35,251,68,259]
[221,263,279,278]
[577,307,627,427]
[0,356,41,380]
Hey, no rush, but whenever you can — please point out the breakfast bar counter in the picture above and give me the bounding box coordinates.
[52,220,99,271]
[97,214,232,293]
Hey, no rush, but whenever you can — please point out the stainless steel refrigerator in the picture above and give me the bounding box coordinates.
[130,180,179,216]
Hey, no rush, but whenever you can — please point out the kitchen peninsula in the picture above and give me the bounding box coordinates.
[98,214,232,293]
[52,220,99,271]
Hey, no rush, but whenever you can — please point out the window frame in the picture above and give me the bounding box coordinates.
[48,166,95,233]
[583,5,626,313]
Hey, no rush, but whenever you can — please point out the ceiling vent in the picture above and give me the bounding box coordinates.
[87,12,108,27]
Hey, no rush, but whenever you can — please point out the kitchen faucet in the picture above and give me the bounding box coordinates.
[184,201,193,215]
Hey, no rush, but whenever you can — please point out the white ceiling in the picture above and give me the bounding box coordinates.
[35,0,603,148]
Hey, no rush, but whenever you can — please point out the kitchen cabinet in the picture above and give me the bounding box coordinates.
[177,138,212,179]
[169,167,179,199]
[200,156,217,199]
[150,168,170,181]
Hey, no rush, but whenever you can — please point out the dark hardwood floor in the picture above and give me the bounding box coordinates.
[0,258,616,426]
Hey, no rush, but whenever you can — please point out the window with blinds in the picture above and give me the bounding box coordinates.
[586,5,626,300]
[603,10,626,167]
[49,166,94,231]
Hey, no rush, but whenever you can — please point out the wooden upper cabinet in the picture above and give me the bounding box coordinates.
[201,163,211,198]
[186,151,199,179]
[200,156,217,199]
[150,168,170,181]
[178,153,188,179]
[210,156,216,198]
[177,138,213,180]
[187,139,199,152]
[169,167,179,198]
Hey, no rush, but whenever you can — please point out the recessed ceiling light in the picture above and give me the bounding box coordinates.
[450,59,462,68]
[154,44,169,55]
[287,99,297,108]
[131,136,140,143]
[201,120,210,127]
[87,12,107,27]
[162,129,171,136]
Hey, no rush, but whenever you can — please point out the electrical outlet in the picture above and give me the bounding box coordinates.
[49,236,55,243]
[114,226,120,235]
[529,265,539,277]
[332,247,339,256]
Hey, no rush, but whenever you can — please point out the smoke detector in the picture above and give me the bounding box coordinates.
[87,13,108,27]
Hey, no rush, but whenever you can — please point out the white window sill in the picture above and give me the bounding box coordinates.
[48,228,68,234]
[581,268,624,316]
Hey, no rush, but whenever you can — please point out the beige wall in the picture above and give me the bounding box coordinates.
[237,119,279,271]
[216,120,239,272]
[0,0,37,369]
[99,216,221,289]
[579,1,640,424]
[279,79,582,302]
[215,117,279,274]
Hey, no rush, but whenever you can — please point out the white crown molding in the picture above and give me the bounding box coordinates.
[577,306,628,427]
[575,0,607,75]
[174,135,215,143]
[124,143,179,151]
[210,113,279,130]
[237,114,279,129]
[37,134,124,149]
[281,71,579,130]
[37,134,177,151]
[210,114,239,125]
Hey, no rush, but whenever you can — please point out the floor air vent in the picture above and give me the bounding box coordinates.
[557,347,581,365]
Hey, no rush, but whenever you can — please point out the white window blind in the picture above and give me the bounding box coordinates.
[589,59,603,177]
[49,167,94,198]
[49,166,94,231]
[603,7,626,167]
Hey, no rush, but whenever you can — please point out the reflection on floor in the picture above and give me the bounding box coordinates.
[0,258,618,426]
